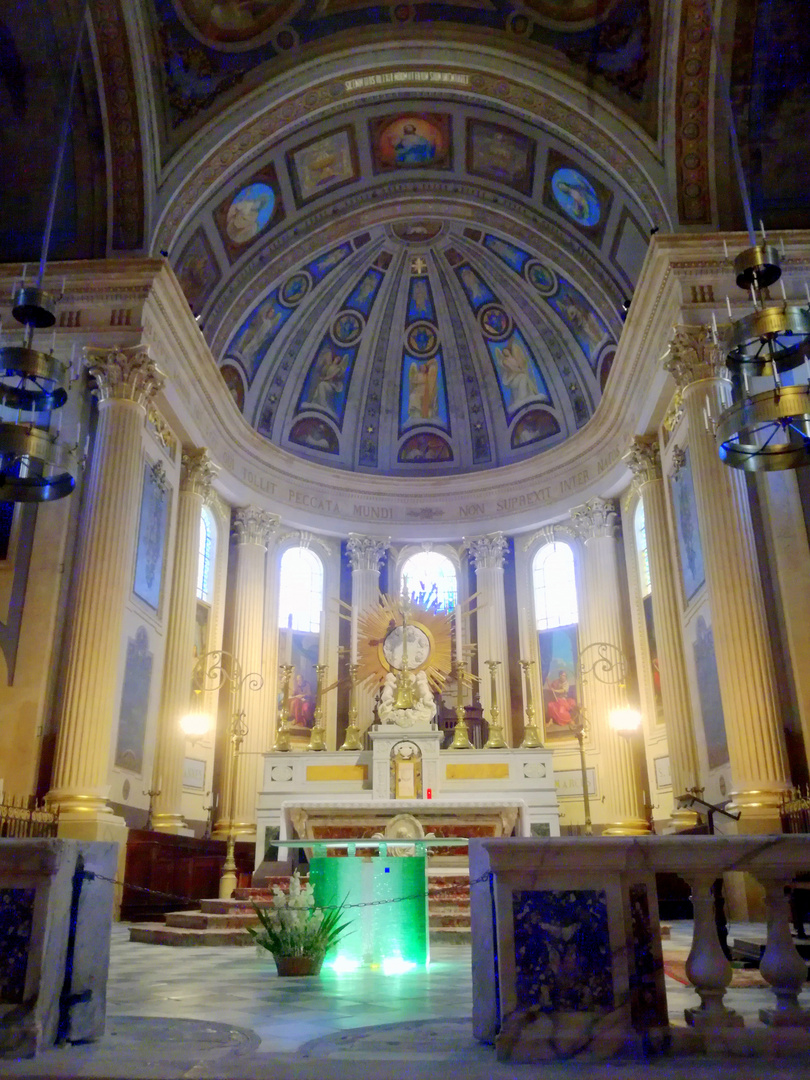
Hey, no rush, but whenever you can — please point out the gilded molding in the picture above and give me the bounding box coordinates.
[181,448,218,502]
[465,532,508,571]
[570,497,620,541]
[85,345,165,407]
[623,436,662,487]
[232,506,278,548]
[670,445,687,478]
[665,325,729,389]
[346,533,390,572]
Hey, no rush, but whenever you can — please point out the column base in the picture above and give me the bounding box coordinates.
[213,818,256,839]
[669,807,702,831]
[603,819,653,836]
[151,813,193,836]
[729,789,786,833]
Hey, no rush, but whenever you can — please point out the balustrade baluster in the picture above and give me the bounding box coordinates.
[755,875,810,1028]
[683,873,743,1029]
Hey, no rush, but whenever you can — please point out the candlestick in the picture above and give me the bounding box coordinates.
[454,604,462,664]
[284,613,293,665]
[340,662,364,751]
[273,663,293,751]
[519,659,542,748]
[308,663,328,751]
[726,296,733,317]
[483,659,506,749]
[450,660,473,749]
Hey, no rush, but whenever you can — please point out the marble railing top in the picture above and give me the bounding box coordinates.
[281,798,529,810]
[475,835,810,877]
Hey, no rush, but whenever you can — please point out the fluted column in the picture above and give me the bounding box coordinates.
[48,346,165,822]
[347,533,389,732]
[466,534,511,743]
[665,327,790,829]
[625,437,701,827]
[152,450,218,833]
[571,499,649,834]
[218,507,278,837]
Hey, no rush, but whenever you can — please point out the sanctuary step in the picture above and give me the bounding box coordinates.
[128,871,472,946]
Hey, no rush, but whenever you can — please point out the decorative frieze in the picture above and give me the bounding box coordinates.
[665,325,729,389]
[347,533,389,572]
[232,506,278,548]
[466,532,508,571]
[570,498,620,542]
[85,345,165,406]
[181,448,218,503]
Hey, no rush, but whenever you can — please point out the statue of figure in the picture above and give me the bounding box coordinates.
[378,669,437,729]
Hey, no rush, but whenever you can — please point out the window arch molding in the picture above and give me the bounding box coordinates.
[530,538,580,631]
[394,543,462,607]
[276,542,326,633]
[197,505,217,605]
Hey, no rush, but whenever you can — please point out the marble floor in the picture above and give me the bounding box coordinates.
[2,921,810,1079]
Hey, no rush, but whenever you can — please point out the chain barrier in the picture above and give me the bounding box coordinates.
[96,869,491,913]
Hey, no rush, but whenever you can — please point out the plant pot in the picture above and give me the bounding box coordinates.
[274,954,324,977]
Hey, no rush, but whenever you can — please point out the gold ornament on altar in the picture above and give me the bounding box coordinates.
[356,581,452,726]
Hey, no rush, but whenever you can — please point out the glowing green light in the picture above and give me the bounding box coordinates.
[309,854,429,971]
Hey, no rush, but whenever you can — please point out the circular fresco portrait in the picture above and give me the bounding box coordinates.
[173,0,293,45]
[525,260,557,297]
[551,168,601,227]
[406,321,439,357]
[226,183,276,246]
[280,271,311,307]
[331,311,364,346]
[479,303,512,341]
[374,115,448,169]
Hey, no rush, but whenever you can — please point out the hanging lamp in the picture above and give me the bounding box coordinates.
[0,6,88,501]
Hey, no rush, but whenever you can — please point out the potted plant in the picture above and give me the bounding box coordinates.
[248,871,350,976]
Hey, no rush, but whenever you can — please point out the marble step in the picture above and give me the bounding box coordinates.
[199,897,270,915]
[164,910,260,930]
[430,926,472,944]
[430,909,472,928]
[129,924,255,946]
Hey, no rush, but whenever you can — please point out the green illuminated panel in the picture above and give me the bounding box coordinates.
[309,855,429,972]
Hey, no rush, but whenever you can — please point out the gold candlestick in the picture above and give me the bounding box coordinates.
[483,659,507,749]
[340,662,364,751]
[450,660,473,749]
[519,659,543,748]
[273,663,294,752]
[308,663,328,751]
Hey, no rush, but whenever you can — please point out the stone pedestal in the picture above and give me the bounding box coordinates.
[0,839,117,1058]
[152,450,217,833]
[665,327,791,830]
[347,534,389,732]
[466,534,511,743]
[625,437,700,826]
[47,347,163,828]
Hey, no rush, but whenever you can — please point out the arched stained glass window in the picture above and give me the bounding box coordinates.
[532,542,578,630]
[196,508,215,603]
[400,551,457,612]
[635,501,651,598]
[278,547,324,633]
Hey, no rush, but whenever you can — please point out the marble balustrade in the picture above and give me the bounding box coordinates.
[470,835,810,1062]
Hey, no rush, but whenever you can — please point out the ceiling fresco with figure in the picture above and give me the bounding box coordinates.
[214,219,618,475]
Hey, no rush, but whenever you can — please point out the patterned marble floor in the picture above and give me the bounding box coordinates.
[2,921,810,1079]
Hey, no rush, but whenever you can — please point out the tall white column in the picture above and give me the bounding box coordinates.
[48,346,164,826]
[466,533,511,744]
[625,437,701,827]
[218,506,278,837]
[347,533,389,732]
[152,449,217,833]
[571,498,650,835]
[665,327,791,830]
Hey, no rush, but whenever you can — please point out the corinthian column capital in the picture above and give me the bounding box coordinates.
[665,325,729,389]
[623,436,662,487]
[181,448,218,503]
[466,532,508,571]
[346,533,389,572]
[85,345,165,406]
[232,506,278,548]
[570,497,619,541]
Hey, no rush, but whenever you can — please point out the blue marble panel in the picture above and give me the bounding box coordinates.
[399,352,449,434]
[693,614,729,769]
[115,626,153,773]
[513,889,613,1012]
[670,447,705,602]
[133,465,169,612]
[0,887,35,1003]
[629,883,667,1028]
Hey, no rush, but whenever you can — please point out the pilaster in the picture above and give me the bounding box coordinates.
[664,326,791,829]
[347,533,389,732]
[466,533,511,743]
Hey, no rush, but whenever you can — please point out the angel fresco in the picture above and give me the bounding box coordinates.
[236,295,284,360]
[307,346,348,412]
[493,338,543,410]
[407,357,439,421]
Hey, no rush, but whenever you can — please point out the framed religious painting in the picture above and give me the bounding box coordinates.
[538,623,580,741]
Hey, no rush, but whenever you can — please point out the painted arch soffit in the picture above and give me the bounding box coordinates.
[138,0,665,168]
